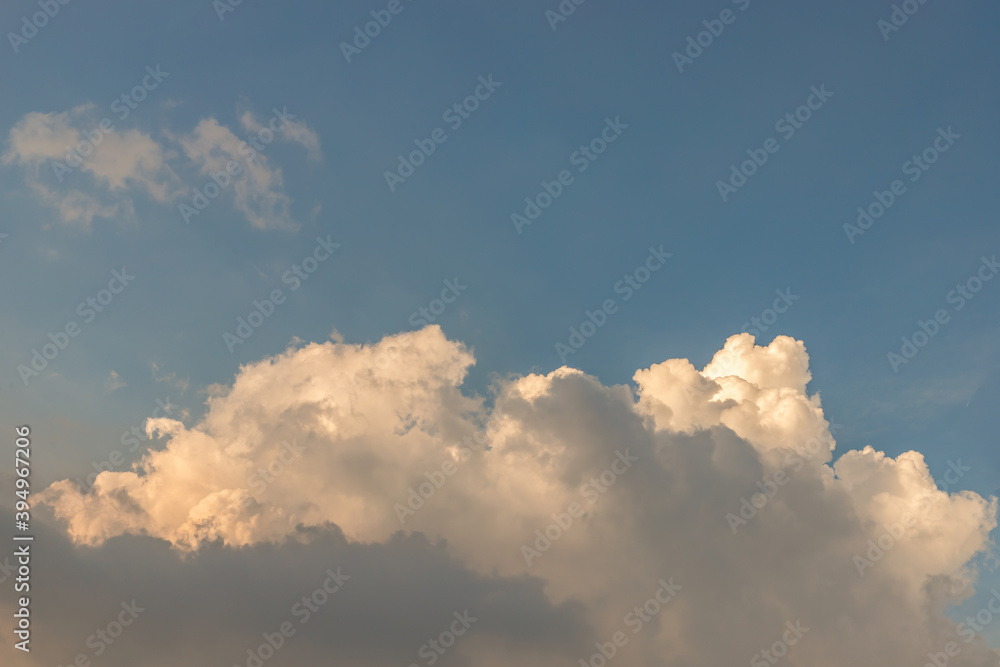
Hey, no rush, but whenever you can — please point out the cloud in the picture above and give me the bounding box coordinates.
[104,370,127,392]
[239,108,323,161]
[151,360,190,395]
[38,328,1000,666]
[25,181,121,228]
[1,106,180,227]
[178,117,298,231]
[0,516,587,667]
[2,103,319,231]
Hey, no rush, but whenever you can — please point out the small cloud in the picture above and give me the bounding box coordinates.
[238,107,323,162]
[2,106,182,227]
[104,370,127,392]
[3,101,318,232]
[151,361,189,394]
[179,117,298,231]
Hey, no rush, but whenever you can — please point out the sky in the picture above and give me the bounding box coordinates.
[1,0,999,665]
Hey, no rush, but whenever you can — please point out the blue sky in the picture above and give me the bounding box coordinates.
[2,0,1000,653]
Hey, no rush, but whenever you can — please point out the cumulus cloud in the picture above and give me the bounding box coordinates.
[39,328,1000,666]
[0,516,587,667]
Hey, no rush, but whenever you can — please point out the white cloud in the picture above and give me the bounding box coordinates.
[239,108,323,161]
[3,103,320,231]
[178,118,297,231]
[38,328,1000,666]
[104,370,127,392]
[2,106,180,227]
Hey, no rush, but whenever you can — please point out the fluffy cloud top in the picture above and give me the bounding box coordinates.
[39,328,1000,666]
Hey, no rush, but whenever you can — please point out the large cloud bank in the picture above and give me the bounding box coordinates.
[39,327,1000,666]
